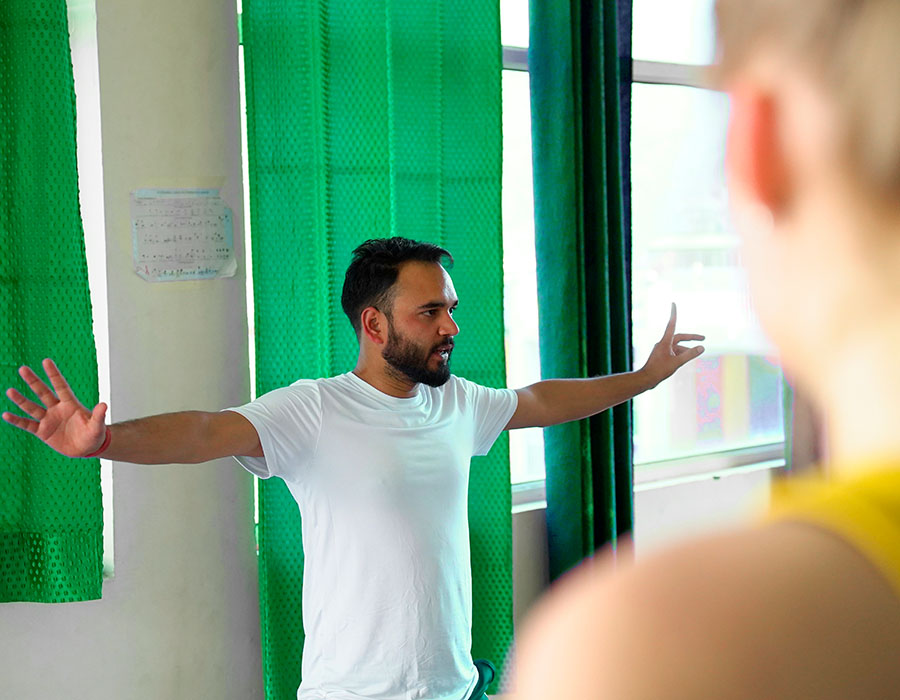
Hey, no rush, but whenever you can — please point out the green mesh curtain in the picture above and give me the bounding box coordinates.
[241,1,508,697]
[529,0,633,579]
[0,0,103,602]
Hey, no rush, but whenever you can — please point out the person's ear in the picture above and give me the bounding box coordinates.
[360,307,387,346]
[726,84,790,218]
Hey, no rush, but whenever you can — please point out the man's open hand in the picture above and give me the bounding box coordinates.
[2,358,107,457]
[640,304,705,390]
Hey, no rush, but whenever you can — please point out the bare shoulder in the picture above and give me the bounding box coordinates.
[514,523,900,700]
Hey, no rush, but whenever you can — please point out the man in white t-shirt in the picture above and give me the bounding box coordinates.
[3,236,704,700]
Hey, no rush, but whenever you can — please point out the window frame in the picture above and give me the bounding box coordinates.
[630,60,787,484]
[501,37,788,492]
[501,44,548,488]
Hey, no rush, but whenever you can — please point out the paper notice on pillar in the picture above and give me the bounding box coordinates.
[130,188,238,282]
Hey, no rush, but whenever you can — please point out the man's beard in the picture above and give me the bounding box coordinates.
[382,322,453,387]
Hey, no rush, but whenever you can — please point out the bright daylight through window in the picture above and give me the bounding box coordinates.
[68,0,113,575]
[500,0,544,486]
[631,0,785,476]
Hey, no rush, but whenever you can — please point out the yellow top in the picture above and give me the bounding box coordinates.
[767,466,900,598]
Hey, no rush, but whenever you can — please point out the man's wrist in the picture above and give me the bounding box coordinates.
[634,366,659,393]
[84,426,112,458]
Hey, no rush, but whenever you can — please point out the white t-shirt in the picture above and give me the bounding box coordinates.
[227,372,518,700]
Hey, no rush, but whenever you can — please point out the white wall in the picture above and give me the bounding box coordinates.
[634,468,772,555]
[512,508,549,625]
[0,1,263,698]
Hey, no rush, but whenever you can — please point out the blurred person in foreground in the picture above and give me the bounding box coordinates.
[513,1,900,698]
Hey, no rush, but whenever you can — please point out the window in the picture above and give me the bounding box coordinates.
[630,0,785,485]
[501,1,545,487]
[67,0,113,575]
[235,1,256,406]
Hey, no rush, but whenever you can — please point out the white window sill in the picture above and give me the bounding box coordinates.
[511,441,787,510]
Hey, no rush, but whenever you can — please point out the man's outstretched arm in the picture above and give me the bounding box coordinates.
[2,358,262,463]
[507,304,704,430]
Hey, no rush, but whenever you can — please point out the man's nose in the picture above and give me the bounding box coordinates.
[440,313,459,337]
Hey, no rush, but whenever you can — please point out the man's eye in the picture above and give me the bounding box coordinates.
[449,307,456,315]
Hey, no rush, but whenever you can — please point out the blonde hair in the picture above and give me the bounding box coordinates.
[714,0,900,202]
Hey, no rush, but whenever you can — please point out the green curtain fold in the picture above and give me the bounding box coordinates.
[241,1,509,697]
[529,0,633,580]
[0,0,103,602]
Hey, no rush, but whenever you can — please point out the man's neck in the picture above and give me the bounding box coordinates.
[352,362,419,399]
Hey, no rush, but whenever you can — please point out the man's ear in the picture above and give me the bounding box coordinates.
[360,307,387,345]
[726,84,789,217]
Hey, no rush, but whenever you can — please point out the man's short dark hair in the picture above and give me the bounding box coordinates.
[341,237,453,337]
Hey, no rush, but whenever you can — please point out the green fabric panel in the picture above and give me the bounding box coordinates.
[529,0,633,580]
[0,0,103,602]
[439,9,509,685]
[242,1,508,697]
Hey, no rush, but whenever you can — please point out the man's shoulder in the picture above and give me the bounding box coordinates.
[445,374,515,400]
[444,374,491,393]
[285,373,347,391]
[434,374,478,402]
[251,376,330,407]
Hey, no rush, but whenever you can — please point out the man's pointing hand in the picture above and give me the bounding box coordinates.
[639,303,705,390]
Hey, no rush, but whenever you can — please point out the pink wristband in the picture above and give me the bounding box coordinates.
[84,426,112,458]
